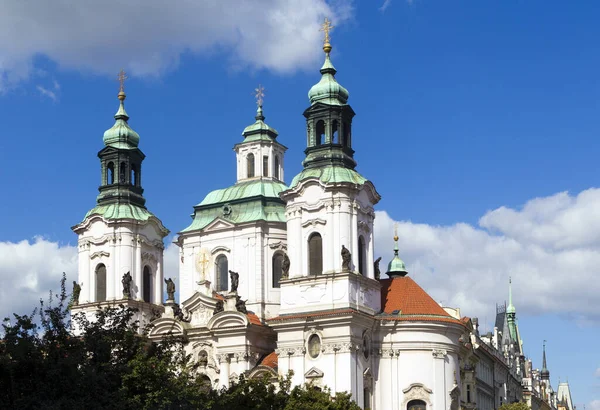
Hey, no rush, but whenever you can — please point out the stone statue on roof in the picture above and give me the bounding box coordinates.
[164,277,176,301]
[341,245,351,271]
[229,270,239,293]
[122,271,133,299]
[71,281,81,307]
[374,257,382,280]
[282,253,290,279]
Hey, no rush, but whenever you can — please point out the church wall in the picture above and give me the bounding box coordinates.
[77,218,164,304]
[179,222,287,318]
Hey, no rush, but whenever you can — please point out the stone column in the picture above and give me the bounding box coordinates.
[218,354,231,388]
[108,236,116,300]
[135,236,142,300]
[154,251,163,304]
[351,202,359,272]
[81,242,91,302]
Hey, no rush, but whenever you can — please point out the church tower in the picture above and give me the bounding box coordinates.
[71,74,169,326]
[177,92,288,320]
[271,19,382,395]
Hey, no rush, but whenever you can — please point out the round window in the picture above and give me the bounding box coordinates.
[307,334,321,358]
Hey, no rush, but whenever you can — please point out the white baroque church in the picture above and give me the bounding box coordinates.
[71,29,471,410]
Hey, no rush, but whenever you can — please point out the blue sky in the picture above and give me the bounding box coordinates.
[0,0,599,407]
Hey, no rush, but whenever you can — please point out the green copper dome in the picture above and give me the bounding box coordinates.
[242,106,279,141]
[103,92,140,148]
[386,234,408,278]
[308,51,349,106]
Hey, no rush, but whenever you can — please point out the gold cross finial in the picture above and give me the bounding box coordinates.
[117,69,128,93]
[320,17,334,52]
[254,84,265,107]
[394,222,399,241]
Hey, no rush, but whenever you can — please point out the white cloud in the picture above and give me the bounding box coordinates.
[595,367,600,378]
[0,0,353,91]
[589,400,600,410]
[0,237,77,320]
[379,0,392,11]
[36,85,58,102]
[373,188,600,326]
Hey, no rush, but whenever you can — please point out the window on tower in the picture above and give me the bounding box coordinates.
[119,162,127,184]
[263,155,269,177]
[143,266,152,303]
[247,154,255,178]
[96,264,107,302]
[358,235,366,275]
[343,122,351,148]
[215,255,228,292]
[407,400,427,410]
[308,233,323,275]
[332,120,339,144]
[107,162,115,184]
[131,164,138,186]
[272,253,283,288]
[315,120,325,146]
[274,156,280,180]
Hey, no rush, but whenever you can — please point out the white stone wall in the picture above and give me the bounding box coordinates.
[178,222,287,319]
[235,140,286,182]
[75,217,165,305]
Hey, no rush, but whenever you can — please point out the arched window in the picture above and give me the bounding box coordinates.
[96,264,106,302]
[199,374,212,393]
[274,156,280,180]
[332,120,339,143]
[263,156,269,177]
[143,266,152,303]
[343,122,351,148]
[272,253,283,288]
[107,162,115,184]
[358,236,366,275]
[131,164,138,186]
[308,233,323,275]
[315,120,325,146]
[408,400,427,410]
[119,162,127,184]
[247,153,255,178]
[215,255,228,292]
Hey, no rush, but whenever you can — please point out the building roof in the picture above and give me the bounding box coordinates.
[289,165,368,189]
[259,351,278,369]
[103,92,140,149]
[378,277,464,325]
[247,312,263,326]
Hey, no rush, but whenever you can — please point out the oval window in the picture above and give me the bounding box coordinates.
[308,334,321,358]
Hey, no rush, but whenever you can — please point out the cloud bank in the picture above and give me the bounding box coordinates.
[374,188,600,325]
[3,188,600,327]
[0,0,353,91]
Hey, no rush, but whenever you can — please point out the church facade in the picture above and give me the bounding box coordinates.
[70,28,487,410]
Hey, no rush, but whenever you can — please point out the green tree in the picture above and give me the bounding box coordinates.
[499,403,530,410]
[0,275,361,410]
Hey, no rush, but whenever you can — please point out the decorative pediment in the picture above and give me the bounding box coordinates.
[142,251,157,264]
[148,318,186,339]
[301,218,327,228]
[203,218,236,232]
[207,311,248,330]
[268,241,287,251]
[181,291,219,327]
[304,367,324,379]
[402,383,433,407]
[90,251,110,260]
[357,220,371,233]
[211,246,231,254]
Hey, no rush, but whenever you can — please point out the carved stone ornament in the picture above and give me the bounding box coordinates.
[304,367,324,379]
[217,353,230,364]
[432,349,448,359]
[268,241,288,251]
[402,383,433,408]
[90,251,110,260]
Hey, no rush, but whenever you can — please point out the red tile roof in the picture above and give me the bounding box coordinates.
[379,277,464,325]
[259,351,278,369]
[247,312,263,326]
[213,292,225,301]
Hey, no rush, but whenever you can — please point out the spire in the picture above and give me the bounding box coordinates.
[103,69,140,148]
[95,70,147,208]
[386,224,408,278]
[308,18,349,106]
[242,84,278,140]
[507,277,516,314]
[541,340,550,380]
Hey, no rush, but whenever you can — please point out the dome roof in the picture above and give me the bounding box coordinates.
[308,52,349,106]
[386,234,408,278]
[103,92,140,148]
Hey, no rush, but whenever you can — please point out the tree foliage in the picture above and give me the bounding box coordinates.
[499,403,530,410]
[0,275,360,410]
